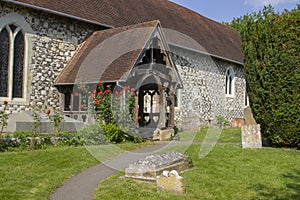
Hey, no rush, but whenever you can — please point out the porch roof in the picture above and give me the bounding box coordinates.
[55,20,160,85]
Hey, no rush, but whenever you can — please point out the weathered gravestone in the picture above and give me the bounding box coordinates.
[157,170,185,194]
[125,151,192,181]
[152,128,175,141]
[241,124,262,148]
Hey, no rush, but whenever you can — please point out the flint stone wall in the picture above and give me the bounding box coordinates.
[1,2,246,131]
[171,46,246,129]
[0,2,102,113]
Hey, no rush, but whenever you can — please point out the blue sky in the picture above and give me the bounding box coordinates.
[170,0,299,22]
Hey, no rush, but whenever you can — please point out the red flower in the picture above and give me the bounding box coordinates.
[95,100,100,105]
[138,116,142,120]
[79,105,84,109]
[105,89,110,94]
[115,91,119,95]
[3,100,8,105]
[46,110,51,115]
[124,86,129,91]
[119,91,123,95]
[74,92,79,97]
[98,81,103,86]
[98,91,103,95]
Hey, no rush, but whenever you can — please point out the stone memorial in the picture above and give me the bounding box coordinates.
[157,170,185,194]
[242,124,262,148]
[125,151,192,181]
[152,128,175,141]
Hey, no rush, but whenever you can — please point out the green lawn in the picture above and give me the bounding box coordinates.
[94,129,299,199]
[178,127,242,143]
[1,129,299,200]
[0,143,152,200]
[94,145,300,200]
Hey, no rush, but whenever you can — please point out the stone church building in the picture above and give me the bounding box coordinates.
[0,0,246,131]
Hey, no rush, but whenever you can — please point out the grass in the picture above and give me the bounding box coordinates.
[1,129,299,199]
[94,129,300,200]
[178,127,242,143]
[0,143,153,200]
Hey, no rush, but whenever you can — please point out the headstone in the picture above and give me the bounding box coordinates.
[153,128,175,141]
[157,170,185,194]
[125,151,192,181]
[242,124,262,148]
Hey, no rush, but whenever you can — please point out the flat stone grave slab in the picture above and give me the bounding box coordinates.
[125,151,192,181]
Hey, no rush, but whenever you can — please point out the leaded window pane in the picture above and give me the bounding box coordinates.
[9,24,17,32]
[13,31,24,98]
[0,28,9,97]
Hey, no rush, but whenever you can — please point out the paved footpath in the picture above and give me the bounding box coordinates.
[50,142,241,200]
[50,144,167,200]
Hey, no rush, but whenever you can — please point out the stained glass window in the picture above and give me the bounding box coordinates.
[0,28,9,97]
[13,31,24,98]
[0,24,25,99]
[225,68,235,96]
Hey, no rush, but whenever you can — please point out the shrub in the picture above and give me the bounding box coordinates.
[77,123,110,145]
[229,6,300,149]
[0,131,83,152]
[216,115,230,128]
[100,123,127,144]
[0,138,20,152]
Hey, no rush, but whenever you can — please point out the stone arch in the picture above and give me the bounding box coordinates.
[0,13,34,105]
[225,66,235,97]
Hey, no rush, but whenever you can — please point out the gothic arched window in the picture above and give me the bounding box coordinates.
[0,27,9,97]
[0,24,25,99]
[225,67,235,96]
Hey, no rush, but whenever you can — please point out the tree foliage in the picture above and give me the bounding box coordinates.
[229,5,300,148]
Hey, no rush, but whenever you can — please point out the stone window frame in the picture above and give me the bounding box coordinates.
[225,67,235,98]
[0,13,34,105]
[245,91,250,108]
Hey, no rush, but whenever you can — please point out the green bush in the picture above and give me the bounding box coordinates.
[229,5,300,149]
[0,138,19,152]
[0,131,83,152]
[216,115,230,128]
[77,123,110,145]
[100,123,127,143]
[100,123,144,144]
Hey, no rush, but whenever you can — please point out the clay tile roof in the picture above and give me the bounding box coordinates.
[9,0,244,63]
[55,20,159,84]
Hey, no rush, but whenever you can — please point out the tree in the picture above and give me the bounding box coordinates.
[229,5,300,149]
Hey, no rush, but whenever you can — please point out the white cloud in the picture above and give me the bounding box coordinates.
[244,0,298,7]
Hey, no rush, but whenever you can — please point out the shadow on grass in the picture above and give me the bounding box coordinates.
[251,170,300,200]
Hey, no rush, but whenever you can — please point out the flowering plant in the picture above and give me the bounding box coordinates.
[0,101,9,134]
[46,109,64,136]
[94,82,114,124]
